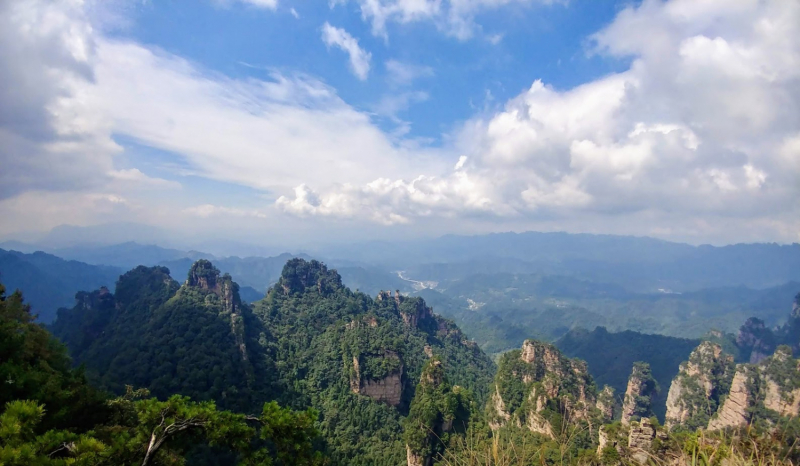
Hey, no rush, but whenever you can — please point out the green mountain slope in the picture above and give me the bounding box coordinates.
[51,257,495,465]
[51,261,277,413]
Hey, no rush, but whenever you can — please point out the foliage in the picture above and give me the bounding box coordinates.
[0,278,323,465]
[0,284,108,433]
[403,359,473,461]
[557,327,697,421]
[51,265,277,413]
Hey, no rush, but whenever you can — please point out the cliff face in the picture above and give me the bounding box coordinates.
[664,342,735,430]
[707,366,753,430]
[350,352,405,407]
[596,385,616,421]
[621,362,658,425]
[488,340,598,437]
[707,346,800,430]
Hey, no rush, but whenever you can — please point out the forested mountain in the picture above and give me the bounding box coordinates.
[0,279,321,465]
[0,248,121,322]
[51,261,277,413]
[414,275,799,354]
[51,258,495,465]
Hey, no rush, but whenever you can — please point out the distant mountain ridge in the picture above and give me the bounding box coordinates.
[0,248,121,322]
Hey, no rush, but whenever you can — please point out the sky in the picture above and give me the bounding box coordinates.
[0,0,799,248]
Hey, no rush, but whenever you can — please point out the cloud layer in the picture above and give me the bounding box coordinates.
[0,0,798,245]
[278,0,800,241]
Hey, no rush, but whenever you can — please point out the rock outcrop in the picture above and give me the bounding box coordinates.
[761,346,800,417]
[488,340,598,437]
[596,385,616,421]
[350,352,405,407]
[664,342,734,430]
[621,362,658,425]
[378,290,434,329]
[737,317,777,364]
[707,346,800,430]
[627,418,657,465]
[707,367,752,430]
[187,260,248,361]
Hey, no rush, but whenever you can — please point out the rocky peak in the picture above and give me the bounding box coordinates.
[76,286,114,311]
[488,340,596,436]
[278,258,343,296]
[186,260,247,361]
[737,317,777,364]
[707,365,753,430]
[621,362,658,425]
[378,291,434,329]
[664,342,734,430]
[187,259,220,290]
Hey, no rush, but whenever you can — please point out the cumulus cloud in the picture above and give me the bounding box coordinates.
[321,23,372,80]
[277,0,800,242]
[2,0,800,244]
[332,0,558,40]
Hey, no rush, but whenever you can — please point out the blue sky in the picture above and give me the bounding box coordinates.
[114,1,629,142]
[0,0,799,248]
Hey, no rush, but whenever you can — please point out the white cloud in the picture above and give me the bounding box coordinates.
[332,0,557,40]
[108,168,182,188]
[218,0,279,9]
[385,60,434,86]
[183,204,268,218]
[2,0,799,244]
[290,7,299,18]
[277,0,800,242]
[321,23,372,80]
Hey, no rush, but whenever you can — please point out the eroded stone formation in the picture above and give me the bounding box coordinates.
[488,340,598,438]
[708,346,800,430]
[621,362,657,425]
[664,342,735,430]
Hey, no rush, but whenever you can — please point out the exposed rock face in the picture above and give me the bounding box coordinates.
[350,352,404,407]
[621,362,658,425]
[406,445,429,466]
[627,418,656,465]
[378,290,434,329]
[761,346,800,417]
[489,340,597,436]
[187,260,248,361]
[737,317,776,364]
[707,367,751,430]
[707,346,800,430]
[664,342,734,430]
[596,385,616,421]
